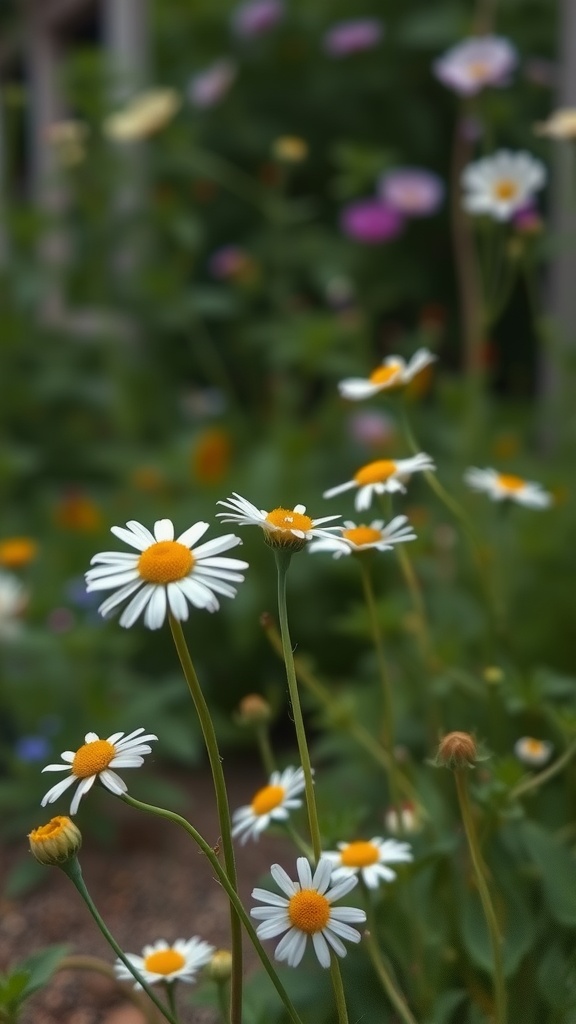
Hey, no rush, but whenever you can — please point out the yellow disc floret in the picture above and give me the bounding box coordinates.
[497,473,526,492]
[265,508,313,535]
[138,541,194,583]
[354,460,397,487]
[524,738,545,756]
[369,363,402,387]
[72,739,116,779]
[28,816,82,865]
[340,841,379,868]
[288,890,331,933]
[493,179,518,201]
[342,526,383,547]
[143,949,186,976]
[251,784,285,816]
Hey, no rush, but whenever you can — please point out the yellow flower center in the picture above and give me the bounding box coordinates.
[342,526,383,547]
[143,949,186,976]
[30,816,68,843]
[265,508,313,535]
[354,460,397,486]
[138,541,194,583]
[288,890,331,933]
[0,537,37,568]
[251,784,285,816]
[340,840,379,868]
[497,473,526,492]
[369,363,402,387]
[493,179,519,202]
[468,60,489,80]
[523,738,545,756]
[72,739,115,779]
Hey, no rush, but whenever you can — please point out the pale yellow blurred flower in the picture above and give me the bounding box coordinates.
[103,89,181,142]
[46,120,89,167]
[534,108,576,139]
[272,136,308,163]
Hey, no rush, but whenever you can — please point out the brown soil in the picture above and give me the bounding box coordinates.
[0,760,293,1024]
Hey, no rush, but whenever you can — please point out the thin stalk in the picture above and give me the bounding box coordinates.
[454,771,507,1024]
[255,723,276,776]
[121,793,305,1024]
[329,957,350,1024]
[282,819,315,860]
[510,736,576,801]
[168,615,243,1024]
[55,955,159,1024]
[363,889,420,1024]
[274,550,322,861]
[164,983,179,1021]
[217,979,232,1024]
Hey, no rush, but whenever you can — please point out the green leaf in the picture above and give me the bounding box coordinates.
[3,858,45,899]
[518,821,576,926]
[18,945,70,1000]
[423,989,467,1024]
[537,941,576,1011]
[459,867,536,977]
[0,970,30,1011]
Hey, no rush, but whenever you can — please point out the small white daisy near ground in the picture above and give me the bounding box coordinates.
[251,856,366,968]
[461,150,546,221]
[85,519,248,629]
[324,837,413,889]
[308,516,416,558]
[324,454,435,512]
[514,737,553,767]
[464,467,552,508]
[232,766,307,843]
[338,348,437,401]
[114,937,215,988]
[217,493,341,549]
[41,728,157,815]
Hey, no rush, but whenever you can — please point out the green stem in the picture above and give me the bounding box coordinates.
[255,723,276,777]
[282,819,315,860]
[55,955,159,1024]
[274,550,322,862]
[329,957,350,1024]
[168,615,243,1024]
[217,980,232,1024]
[164,982,179,1022]
[510,737,576,801]
[60,858,177,1024]
[454,771,507,1024]
[363,890,420,1024]
[120,793,305,1024]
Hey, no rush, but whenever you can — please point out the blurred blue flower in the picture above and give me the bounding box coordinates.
[15,734,51,764]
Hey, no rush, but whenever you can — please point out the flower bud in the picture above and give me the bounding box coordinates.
[206,949,233,982]
[435,731,477,770]
[237,694,272,726]
[28,816,82,865]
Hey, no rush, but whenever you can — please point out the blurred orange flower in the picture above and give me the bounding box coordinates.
[0,537,38,568]
[192,427,232,485]
[130,466,166,493]
[492,433,520,460]
[54,494,102,532]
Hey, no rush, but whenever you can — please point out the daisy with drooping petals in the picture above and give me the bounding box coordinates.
[114,937,215,989]
[216,493,341,550]
[325,837,413,889]
[232,766,307,843]
[324,454,435,512]
[308,516,416,558]
[514,737,553,767]
[85,519,248,630]
[41,728,157,815]
[338,348,437,401]
[461,151,546,222]
[433,36,518,96]
[251,856,366,968]
[464,467,552,508]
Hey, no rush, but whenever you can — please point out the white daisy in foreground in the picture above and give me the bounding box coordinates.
[325,837,413,889]
[464,467,552,508]
[251,857,366,968]
[324,455,435,512]
[85,519,248,629]
[41,728,157,815]
[461,150,546,222]
[338,348,436,401]
[217,493,341,550]
[308,516,416,558]
[114,937,215,989]
[232,766,307,844]
[514,737,553,767]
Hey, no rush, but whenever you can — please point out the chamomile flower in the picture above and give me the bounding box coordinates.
[324,454,435,512]
[464,467,552,508]
[232,766,306,843]
[433,35,518,96]
[85,519,248,629]
[338,348,437,401]
[514,737,553,767]
[308,516,416,558]
[216,493,341,550]
[114,937,215,989]
[461,150,546,222]
[325,837,413,889]
[251,857,366,968]
[41,728,157,815]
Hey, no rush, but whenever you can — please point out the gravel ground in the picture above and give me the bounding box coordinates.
[0,760,293,1024]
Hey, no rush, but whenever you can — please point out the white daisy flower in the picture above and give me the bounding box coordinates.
[41,728,157,815]
[384,801,422,836]
[324,454,435,512]
[114,937,215,989]
[232,766,307,844]
[324,837,413,890]
[251,856,366,969]
[433,35,518,96]
[514,737,553,767]
[216,493,341,551]
[338,348,436,401]
[85,519,248,630]
[0,571,27,639]
[464,467,552,508]
[308,516,416,558]
[535,108,576,140]
[461,150,546,222]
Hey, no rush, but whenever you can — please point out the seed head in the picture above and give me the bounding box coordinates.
[435,731,478,770]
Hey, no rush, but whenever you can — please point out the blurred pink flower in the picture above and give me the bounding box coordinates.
[348,410,397,448]
[188,59,237,109]
[323,18,384,57]
[231,0,284,39]
[512,204,543,234]
[208,245,249,279]
[340,199,404,244]
[433,36,518,96]
[379,168,444,217]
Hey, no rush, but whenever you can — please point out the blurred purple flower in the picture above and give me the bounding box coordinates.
[231,0,284,39]
[15,734,51,763]
[379,168,444,217]
[433,36,518,96]
[340,199,404,244]
[512,204,543,234]
[348,410,396,448]
[208,245,250,279]
[188,59,237,109]
[65,577,100,609]
[323,18,384,58]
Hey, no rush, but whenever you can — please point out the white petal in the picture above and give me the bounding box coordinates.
[270,863,298,897]
[255,917,291,939]
[118,585,155,628]
[192,534,244,559]
[323,480,355,500]
[153,519,174,542]
[70,775,96,814]
[144,586,167,629]
[178,576,220,611]
[275,928,307,967]
[167,581,190,621]
[251,888,289,908]
[84,570,141,590]
[311,931,332,968]
[176,522,210,548]
[111,523,153,551]
[296,858,313,890]
[98,580,144,617]
[41,775,76,805]
[99,769,128,795]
